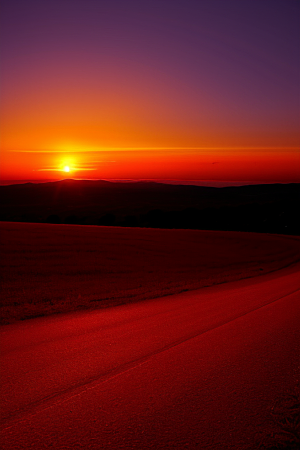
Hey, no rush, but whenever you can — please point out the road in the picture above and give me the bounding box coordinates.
[1,263,299,449]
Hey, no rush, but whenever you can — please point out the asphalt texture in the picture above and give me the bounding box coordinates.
[1,263,299,449]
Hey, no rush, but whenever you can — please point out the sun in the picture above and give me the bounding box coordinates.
[59,157,77,174]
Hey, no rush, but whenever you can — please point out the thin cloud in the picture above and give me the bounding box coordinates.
[35,167,98,171]
[8,147,299,153]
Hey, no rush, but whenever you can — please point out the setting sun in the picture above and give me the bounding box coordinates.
[64,166,70,173]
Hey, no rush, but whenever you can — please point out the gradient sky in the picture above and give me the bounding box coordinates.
[1,0,299,183]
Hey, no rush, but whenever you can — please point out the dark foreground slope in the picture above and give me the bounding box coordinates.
[0,180,299,234]
[1,222,299,323]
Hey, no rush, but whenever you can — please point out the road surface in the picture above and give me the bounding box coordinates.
[1,263,299,449]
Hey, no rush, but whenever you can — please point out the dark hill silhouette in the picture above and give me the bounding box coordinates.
[0,180,299,235]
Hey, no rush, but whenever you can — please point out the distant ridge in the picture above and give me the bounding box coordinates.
[0,179,293,187]
[0,180,299,235]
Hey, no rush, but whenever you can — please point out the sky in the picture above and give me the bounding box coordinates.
[0,0,299,184]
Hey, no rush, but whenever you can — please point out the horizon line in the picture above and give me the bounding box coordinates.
[0,178,298,187]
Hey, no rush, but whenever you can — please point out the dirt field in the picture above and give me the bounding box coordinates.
[1,222,299,324]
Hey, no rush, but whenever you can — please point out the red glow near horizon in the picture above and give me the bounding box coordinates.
[0,148,299,184]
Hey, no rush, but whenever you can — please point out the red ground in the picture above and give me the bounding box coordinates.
[1,222,299,323]
[0,262,299,449]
